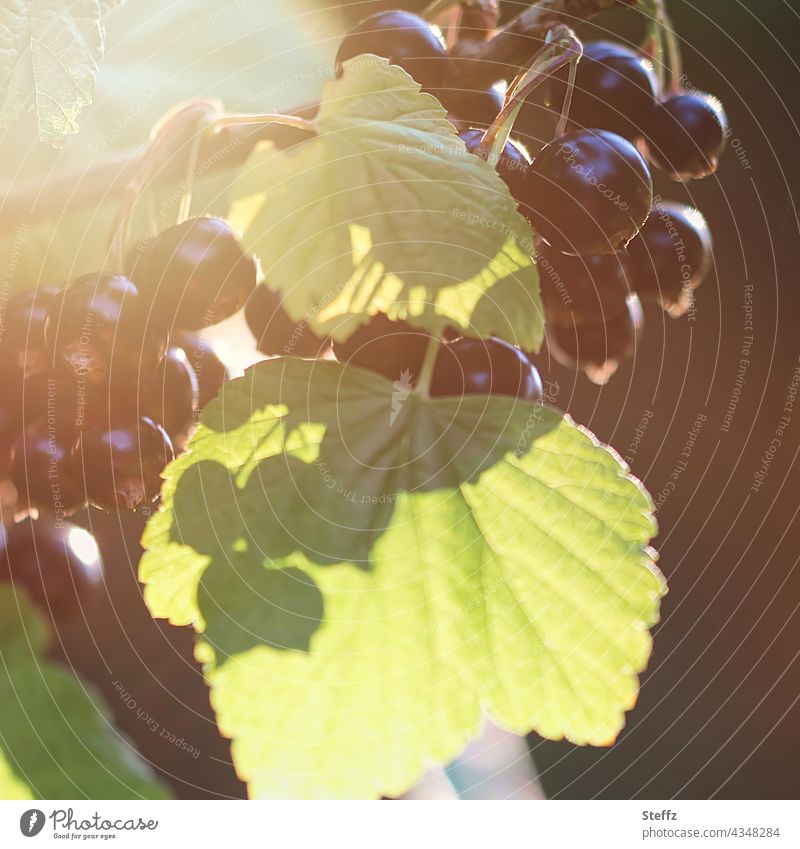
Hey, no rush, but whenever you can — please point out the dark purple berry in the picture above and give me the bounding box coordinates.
[627,201,712,310]
[245,285,330,358]
[77,416,174,511]
[548,296,643,371]
[332,315,430,384]
[140,347,199,449]
[646,91,727,180]
[336,10,447,92]
[47,273,167,384]
[129,217,258,331]
[0,287,58,380]
[11,418,84,515]
[537,244,631,325]
[460,127,531,203]
[174,331,229,408]
[442,85,504,129]
[1,517,103,619]
[525,129,653,255]
[431,337,543,401]
[569,41,658,140]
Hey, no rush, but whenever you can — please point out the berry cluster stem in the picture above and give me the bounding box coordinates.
[415,336,442,398]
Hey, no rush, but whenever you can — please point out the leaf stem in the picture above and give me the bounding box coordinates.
[415,336,442,398]
[209,113,315,134]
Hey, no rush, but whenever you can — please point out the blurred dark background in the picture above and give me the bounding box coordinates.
[34,0,800,799]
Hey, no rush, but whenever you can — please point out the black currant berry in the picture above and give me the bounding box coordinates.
[548,296,643,370]
[1,517,103,618]
[525,129,653,255]
[627,201,712,308]
[11,418,84,515]
[140,347,199,449]
[336,10,447,92]
[244,285,330,358]
[460,128,531,205]
[77,416,174,511]
[569,41,658,140]
[442,85,504,129]
[47,273,168,384]
[431,337,543,401]
[0,287,58,380]
[174,331,229,408]
[536,243,631,326]
[646,91,727,180]
[129,217,258,331]
[332,315,430,384]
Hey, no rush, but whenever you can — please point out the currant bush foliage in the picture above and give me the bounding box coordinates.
[0,586,168,799]
[0,0,120,144]
[229,57,543,351]
[141,358,664,798]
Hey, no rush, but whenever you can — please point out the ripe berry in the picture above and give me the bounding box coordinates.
[548,295,643,370]
[336,10,447,92]
[460,128,531,205]
[1,518,103,619]
[174,331,230,408]
[0,287,58,379]
[442,85,504,129]
[569,41,658,140]
[11,418,84,516]
[77,416,174,511]
[525,129,653,255]
[627,201,712,310]
[140,347,199,449]
[47,273,167,384]
[244,285,329,358]
[431,337,543,401]
[646,92,727,180]
[536,244,631,326]
[129,217,258,331]
[332,315,430,384]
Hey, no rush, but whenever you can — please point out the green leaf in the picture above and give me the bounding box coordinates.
[141,358,664,799]
[0,586,170,799]
[0,0,109,144]
[229,56,542,351]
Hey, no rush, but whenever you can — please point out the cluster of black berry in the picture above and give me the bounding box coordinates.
[328,9,722,386]
[0,217,242,519]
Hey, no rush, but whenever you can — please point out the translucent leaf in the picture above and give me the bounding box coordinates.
[229,57,542,350]
[0,586,169,799]
[141,358,664,798]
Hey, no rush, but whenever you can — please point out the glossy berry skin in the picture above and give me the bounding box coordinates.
[548,296,643,369]
[129,217,258,331]
[1,518,103,619]
[140,347,199,449]
[47,273,167,384]
[174,331,229,408]
[646,92,728,180]
[569,41,658,140]
[525,129,653,256]
[332,315,430,384]
[431,337,543,401]
[627,202,712,308]
[460,128,531,206]
[11,418,84,515]
[537,244,631,326]
[336,10,447,92]
[77,416,174,511]
[245,285,329,358]
[0,287,58,380]
[442,85,504,129]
